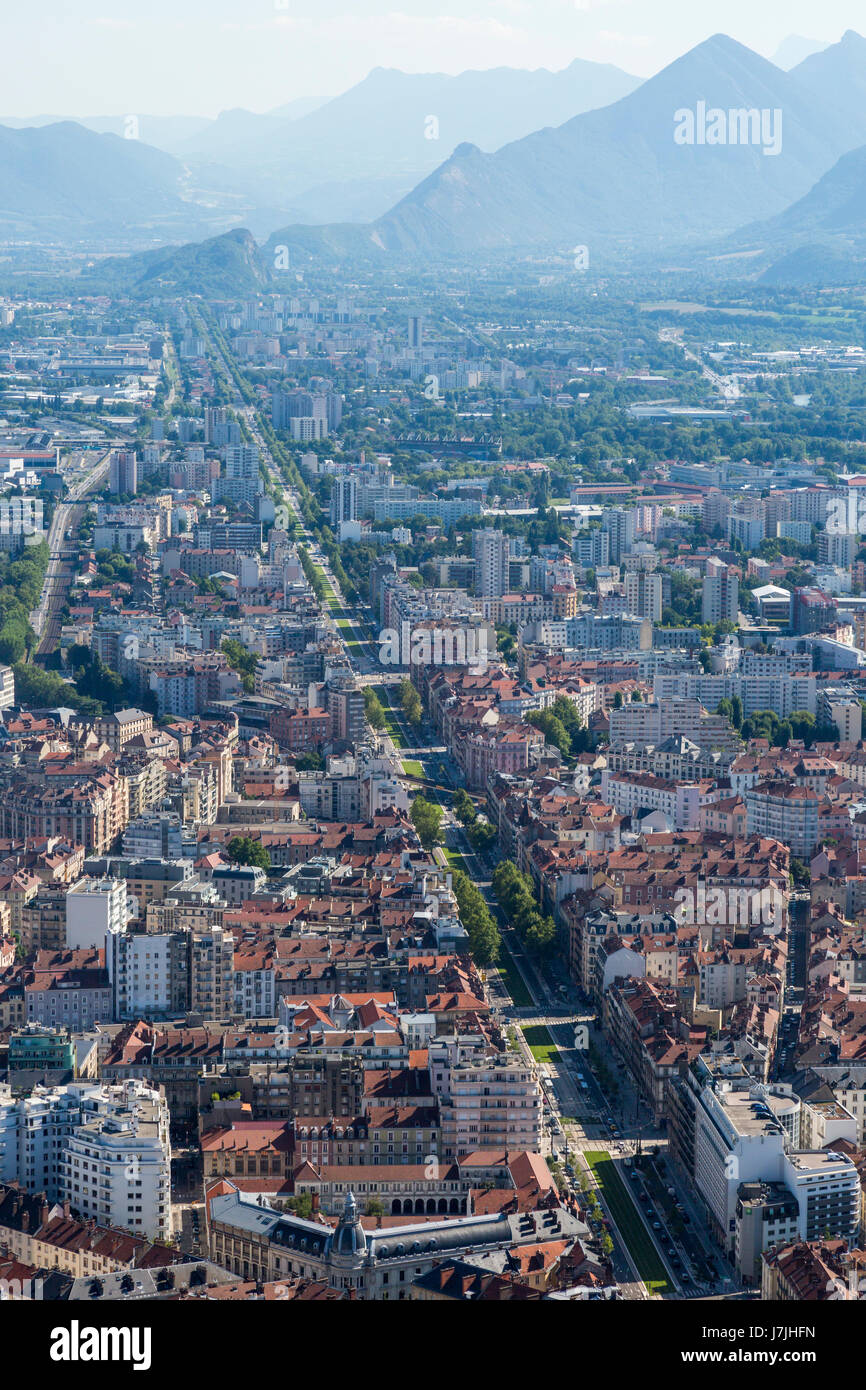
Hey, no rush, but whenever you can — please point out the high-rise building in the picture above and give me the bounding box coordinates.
[702,557,739,625]
[817,530,857,568]
[204,407,228,444]
[122,812,183,860]
[624,570,663,623]
[473,528,509,598]
[330,477,358,528]
[224,443,260,482]
[407,315,424,349]
[109,450,138,497]
[0,664,14,710]
[601,508,636,565]
[430,1044,543,1159]
[290,416,328,442]
[693,1076,859,1260]
[328,680,366,747]
[572,527,610,570]
[727,504,766,551]
[792,587,836,635]
[817,686,862,743]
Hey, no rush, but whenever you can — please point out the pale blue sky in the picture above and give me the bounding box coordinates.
[3,0,865,117]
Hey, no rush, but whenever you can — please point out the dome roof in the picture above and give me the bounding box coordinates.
[329,1190,367,1258]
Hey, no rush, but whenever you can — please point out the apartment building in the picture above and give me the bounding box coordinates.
[431,1048,543,1159]
[66,877,129,951]
[0,1080,171,1241]
[745,782,820,860]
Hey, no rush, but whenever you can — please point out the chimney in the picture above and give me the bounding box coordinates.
[40,1201,49,1227]
[21,1211,29,1232]
[62,1199,70,1219]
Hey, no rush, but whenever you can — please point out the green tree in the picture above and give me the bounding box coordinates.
[222,639,258,695]
[226,836,271,870]
[467,819,497,854]
[526,710,572,759]
[453,789,477,826]
[399,678,423,728]
[451,869,500,966]
[295,751,324,772]
[410,796,443,849]
[364,687,386,731]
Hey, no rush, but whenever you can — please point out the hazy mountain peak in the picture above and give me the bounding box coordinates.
[451,141,483,160]
[368,31,866,256]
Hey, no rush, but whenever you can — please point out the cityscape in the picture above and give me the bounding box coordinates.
[2,0,866,1358]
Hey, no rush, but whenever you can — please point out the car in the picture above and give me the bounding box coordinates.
[638,1192,648,1203]
[652,1221,662,1231]
[629,1170,640,1182]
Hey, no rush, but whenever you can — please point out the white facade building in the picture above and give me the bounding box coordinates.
[66,877,129,950]
[694,1080,859,1257]
[0,1080,171,1240]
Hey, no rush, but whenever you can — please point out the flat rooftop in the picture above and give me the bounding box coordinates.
[713,1087,791,1138]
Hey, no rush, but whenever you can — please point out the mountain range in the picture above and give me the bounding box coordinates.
[10,31,866,288]
[352,31,866,256]
[0,57,640,234]
[0,121,199,240]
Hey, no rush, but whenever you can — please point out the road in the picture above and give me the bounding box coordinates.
[658,326,741,404]
[31,451,111,658]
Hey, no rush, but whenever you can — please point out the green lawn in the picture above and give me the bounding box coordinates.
[334,613,362,653]
[379,695,408,749]
[522,1024,559,1065]
[402,759,424,778]
[496,941,533,1007]
[443,845,472,876]
[584,1151,673,1297]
